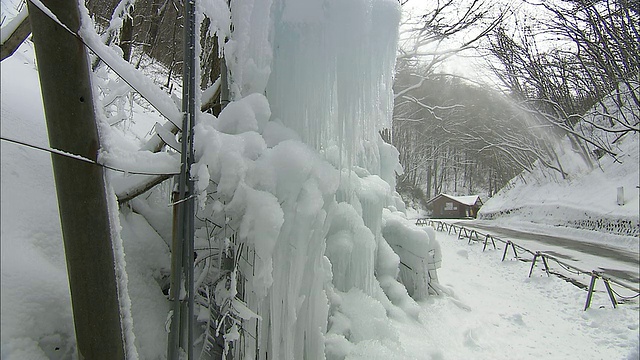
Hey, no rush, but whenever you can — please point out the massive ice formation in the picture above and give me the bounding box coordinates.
[189,0,442,358]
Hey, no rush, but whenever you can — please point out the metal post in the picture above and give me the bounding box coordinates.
[468,230,476,244]
[602,278,618,309]
[501,241,510,261]
[168,189,184,359]
[168,0,197,359]
[528,252,539,277]
[186,2,197,357]
[483,234,496,251]
[584,271,598,311]
[541,255,550,277]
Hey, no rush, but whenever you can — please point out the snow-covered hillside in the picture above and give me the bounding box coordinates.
[480,99,639,238]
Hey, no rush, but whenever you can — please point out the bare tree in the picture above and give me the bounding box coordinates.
[395,0,505,98]
[487,0,639,170]
[392,71,542,203]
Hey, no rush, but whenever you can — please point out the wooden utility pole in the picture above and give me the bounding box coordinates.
[27,1,126,359]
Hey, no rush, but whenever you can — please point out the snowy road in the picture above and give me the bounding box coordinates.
[453,220,640,288]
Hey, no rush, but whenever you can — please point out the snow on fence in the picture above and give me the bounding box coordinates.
[416,219,640,311]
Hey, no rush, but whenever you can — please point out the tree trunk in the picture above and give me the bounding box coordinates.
[27,1,126,359]
[119,8,134,62]
[489,168,494,197]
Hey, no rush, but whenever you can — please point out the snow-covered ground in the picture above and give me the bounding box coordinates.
[390,226,639,360]
[452,218,640,289]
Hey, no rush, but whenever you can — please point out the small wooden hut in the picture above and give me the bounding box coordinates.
[426,193,483,219]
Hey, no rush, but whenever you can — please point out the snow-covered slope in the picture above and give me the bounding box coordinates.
[480,101,639,238]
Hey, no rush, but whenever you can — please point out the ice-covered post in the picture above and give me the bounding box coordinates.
[27,0,125,358]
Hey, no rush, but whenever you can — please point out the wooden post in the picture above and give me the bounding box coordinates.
[27,1,125,358]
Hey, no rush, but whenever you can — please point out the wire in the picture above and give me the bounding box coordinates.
[547,257,584,276]
[1,136,179,176]
[610,286,640,301]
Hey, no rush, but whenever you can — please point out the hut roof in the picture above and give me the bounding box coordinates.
[426,193,482,207]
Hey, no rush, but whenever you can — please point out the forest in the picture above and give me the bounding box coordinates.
[391,0,638,207]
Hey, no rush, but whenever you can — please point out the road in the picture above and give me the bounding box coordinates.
[451,220,640,287]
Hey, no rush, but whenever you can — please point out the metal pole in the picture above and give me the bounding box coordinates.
[168,0,197,358]
[186,1,197,357]
[584,272,598,311]
[528,253,539,277]
[168,189,185,360]
[602,278,618,309]
[501,241,511,261]
[541,255,551,277]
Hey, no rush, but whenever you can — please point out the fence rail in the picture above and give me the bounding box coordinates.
[417,219,640,310]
